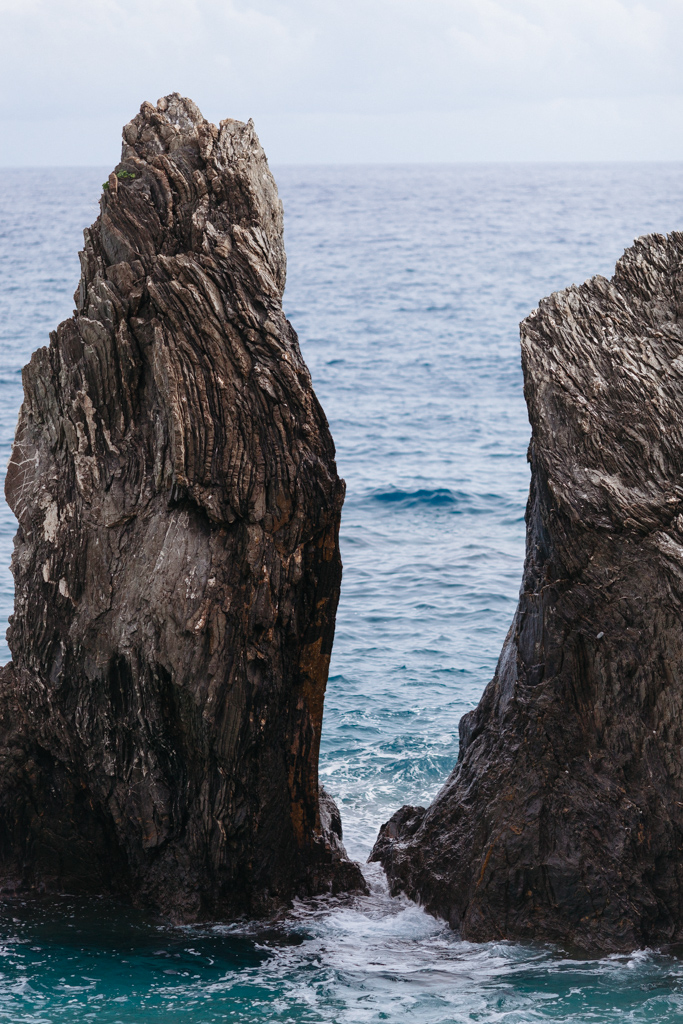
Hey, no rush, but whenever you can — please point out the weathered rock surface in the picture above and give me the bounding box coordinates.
[0,93,365,919]
[372,232,683,951]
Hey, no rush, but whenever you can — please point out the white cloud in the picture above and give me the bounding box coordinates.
[0,0,681,162]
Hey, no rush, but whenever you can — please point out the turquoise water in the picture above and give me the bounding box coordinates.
[1,164,683,1020]
[3,890,683,1022]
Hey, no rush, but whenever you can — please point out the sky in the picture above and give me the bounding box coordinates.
[0,0,682,165]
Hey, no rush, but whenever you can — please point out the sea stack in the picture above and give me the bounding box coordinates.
[0,94,365,918]
[372,232,683,951]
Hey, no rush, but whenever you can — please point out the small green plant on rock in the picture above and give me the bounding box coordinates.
[102,170,136,191]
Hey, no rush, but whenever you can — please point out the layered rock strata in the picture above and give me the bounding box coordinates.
[372,232,683,951]
[0,93,364,918]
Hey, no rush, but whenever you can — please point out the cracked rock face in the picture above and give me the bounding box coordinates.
[1,93,365,918]
[372,232,683,952]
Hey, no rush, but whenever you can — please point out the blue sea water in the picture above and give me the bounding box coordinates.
[1,163,683,1021]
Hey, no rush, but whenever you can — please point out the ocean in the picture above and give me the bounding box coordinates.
[1,162,683,1021]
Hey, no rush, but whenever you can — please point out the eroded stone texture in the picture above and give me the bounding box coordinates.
[0,93,365,918]
[372,232,683,951]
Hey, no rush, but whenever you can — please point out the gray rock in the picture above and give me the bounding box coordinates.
[371,232,683,951]
[0,93,366,919]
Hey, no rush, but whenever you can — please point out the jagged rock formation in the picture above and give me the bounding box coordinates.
[372,232,683,952]
[0,93,365,919]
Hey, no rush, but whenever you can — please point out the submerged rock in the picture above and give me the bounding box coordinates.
[372,232,683,951]
[0,94,365,918]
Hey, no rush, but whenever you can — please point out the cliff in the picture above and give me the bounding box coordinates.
[372,232,683,951]
[0,93,365,918]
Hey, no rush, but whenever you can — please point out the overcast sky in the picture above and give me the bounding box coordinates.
[1,0,682,165]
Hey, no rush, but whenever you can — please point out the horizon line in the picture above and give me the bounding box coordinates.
[2,158,683,170]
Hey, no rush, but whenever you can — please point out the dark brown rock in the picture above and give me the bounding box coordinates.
[0,93,365,919]
[371,232,683,952]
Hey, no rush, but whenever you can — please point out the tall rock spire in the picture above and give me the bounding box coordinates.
[372,232,683,951]
[1,94,364,917]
